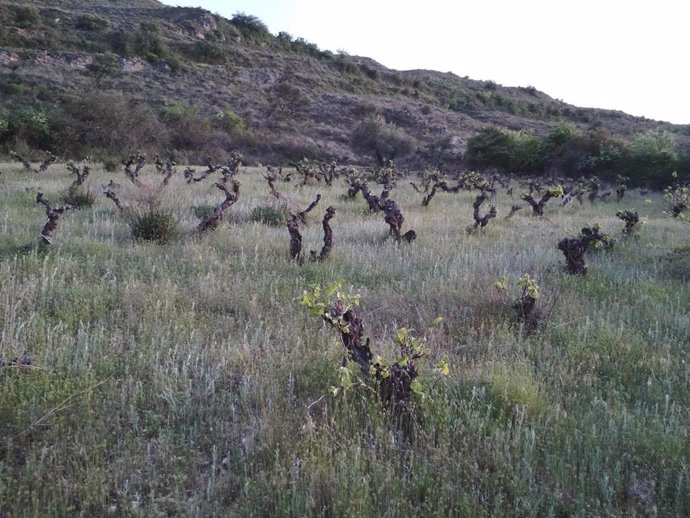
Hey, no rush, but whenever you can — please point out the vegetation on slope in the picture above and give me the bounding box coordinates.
[0,1,689,185]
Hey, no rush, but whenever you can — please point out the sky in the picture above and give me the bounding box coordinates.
[161,0,689,124]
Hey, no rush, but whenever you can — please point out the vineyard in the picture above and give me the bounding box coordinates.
[0,158,689,517]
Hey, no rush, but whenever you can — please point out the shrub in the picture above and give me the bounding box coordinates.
[628,129,677,187]
[13,6,40,29]
[542,122,579,154]
[160,100,186,119]
[130,209,177,243]
[266,81,312,124]
[465,126,544,173]
[231,12,269,35]
[251,204,288,226]
[218,108,244,134]
[99,155,121,172]
[54,93,167,157]
[663,175,689,222]
[189,40,226,64]
[4,106,53,150]
[160,101,224,156]
[109,29,136,56]
[75,14,109,31]
[276,31,293,45]
[86,53,120,86]
[134,23,173,63]
[192,204,216,220]
[350,115,417,166]
[63,186,96,208]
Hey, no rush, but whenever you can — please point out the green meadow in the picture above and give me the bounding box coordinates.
[0,163,688,517]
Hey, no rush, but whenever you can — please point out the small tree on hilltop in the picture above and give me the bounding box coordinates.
[86,53,120,87]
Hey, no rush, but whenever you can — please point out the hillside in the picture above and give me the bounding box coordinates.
[1,0,689,173]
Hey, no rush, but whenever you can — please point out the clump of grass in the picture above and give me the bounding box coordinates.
[488,362,547,417]
[129,209,178,243]
[192,204,216,220]
[102,153,187,243]
[662,245,690,279]
[251,204,288,226]
[62,185,96,208]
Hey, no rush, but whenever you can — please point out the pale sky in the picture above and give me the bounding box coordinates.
[161,0,689,124]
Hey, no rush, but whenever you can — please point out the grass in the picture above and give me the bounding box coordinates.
[0,163,689,516]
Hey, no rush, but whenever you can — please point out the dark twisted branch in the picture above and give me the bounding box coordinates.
[296,194,321,224]
[521,189,560,216]
[472,192,497,228]
[318,162,338,186]
[382,199,416,243]
[184,162,218,184]
[321,298,419,409]
[103,182,125,214]
[287,215,303,263]
[38,151,58,173]
[197,179,240,232]
[505,204,523,219]
[287,194,322,262]
[323,300,373,375]
[123,152,146,187]
[345,170,364,198]
[361,182,389,212]
[66,160,91,187]
[264,167,285,200]
[557,225,613,275]
[218,152,243,183]
[36,192,72,245]
[11,152,32,171]
[154,156,177,186]
[310,206,336,262]
[616,210,639,236]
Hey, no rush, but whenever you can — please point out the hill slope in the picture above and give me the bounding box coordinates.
[0,0,688,170]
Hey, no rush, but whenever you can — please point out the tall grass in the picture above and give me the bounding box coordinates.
[0,163,688,516]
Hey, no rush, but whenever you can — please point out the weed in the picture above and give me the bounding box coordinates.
[130,209,178,243]
[251,204,288,226]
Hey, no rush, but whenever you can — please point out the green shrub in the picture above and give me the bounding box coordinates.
[350,115,417,166]
[4,106,53,149]
[250,205,288,226]
[231,12,269,35]
[134,22,173,63]
[130,209,178,244]
[192,204,216,220]
[334,53,360,75]
[99,155,120,172]
[160,100,186,119]
[218,108,244,134]
[75,14,109,31]
[86,53,119,86]
[52,92,166,157]
[466,126,544,173]
[13,6,40,29]
[189,40,226,64]
[63,186,96,209]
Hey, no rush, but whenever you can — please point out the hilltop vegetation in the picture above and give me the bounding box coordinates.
[0,1,689,186]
